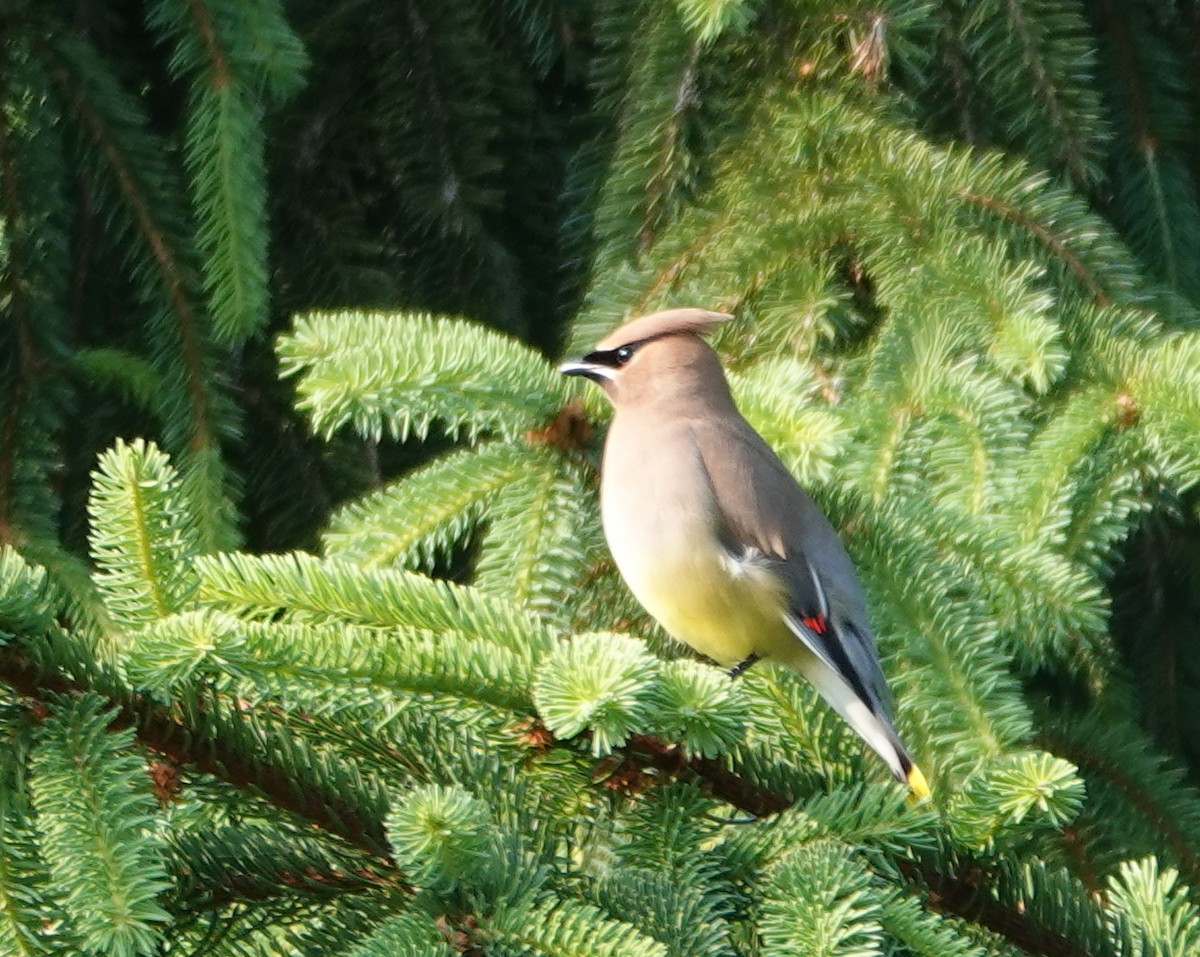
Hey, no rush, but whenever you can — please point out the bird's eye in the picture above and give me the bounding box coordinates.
[614,345,634,364]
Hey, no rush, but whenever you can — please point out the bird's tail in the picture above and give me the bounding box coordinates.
[885,723,931,801]
[905,762,931,801]
[793,653,931,800]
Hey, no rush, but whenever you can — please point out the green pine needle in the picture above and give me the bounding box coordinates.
[534,633,661,756]
[29,694,170,957]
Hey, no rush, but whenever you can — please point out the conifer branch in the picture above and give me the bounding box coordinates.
[1097,0,1151,165]
[6,3,1200,949]
[1096,0,1191,294]
[403,0,472,237]
[1038,731,1200,889]
[1001,0,1089,185]
[933,5,978,143]
[322,441,524,569]
[633,213,730,314]
[0,646,391,859]
[1059,825,1104,899]
[154,0,275,342]
[956,188,1111,306]
[638,39,701,253]
[0,644,1109,957]
[619,737,1098,957]
[899,859,1093,957]
[187,859,400,911]
[0,407,21,548]
[0,47,69,553]
[627,735,789,816]
[40,51,213,450]
[187,0,231,88]
[0,101,32,547]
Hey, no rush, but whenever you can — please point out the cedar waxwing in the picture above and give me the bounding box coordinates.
[560,308,929,798]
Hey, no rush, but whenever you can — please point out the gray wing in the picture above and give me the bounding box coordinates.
[688,415,894,717]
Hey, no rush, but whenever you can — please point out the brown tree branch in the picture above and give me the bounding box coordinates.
[956,188,1111,307]
[898,859,1095,957]
[0,646,390,858]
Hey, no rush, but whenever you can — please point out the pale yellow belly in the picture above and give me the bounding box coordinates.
[622,546,794,667]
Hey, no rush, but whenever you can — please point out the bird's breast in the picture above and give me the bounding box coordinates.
[600,423,789,665]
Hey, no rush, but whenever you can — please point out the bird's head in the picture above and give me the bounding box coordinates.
[559,308,733,408]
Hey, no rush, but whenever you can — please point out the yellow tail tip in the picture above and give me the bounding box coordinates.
[906,764,931,802]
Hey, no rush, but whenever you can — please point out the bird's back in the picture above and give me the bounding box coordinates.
[688,412,893,715]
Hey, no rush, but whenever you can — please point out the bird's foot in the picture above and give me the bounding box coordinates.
[728,654,761,679]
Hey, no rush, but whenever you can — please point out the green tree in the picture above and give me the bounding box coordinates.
[3,1,1200,955]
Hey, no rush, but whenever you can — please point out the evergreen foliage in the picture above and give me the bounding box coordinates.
[29,693,171,957]
[5,1,1200,955]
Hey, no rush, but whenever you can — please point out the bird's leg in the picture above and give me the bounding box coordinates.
[728,653,760,679]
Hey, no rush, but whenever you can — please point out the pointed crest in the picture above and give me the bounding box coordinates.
[595,308,733,351]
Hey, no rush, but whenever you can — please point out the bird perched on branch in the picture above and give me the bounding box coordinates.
[560,308,929,798]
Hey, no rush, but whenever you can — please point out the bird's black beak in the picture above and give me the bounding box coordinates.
[558,359,592,377]
[557,359,611,384]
